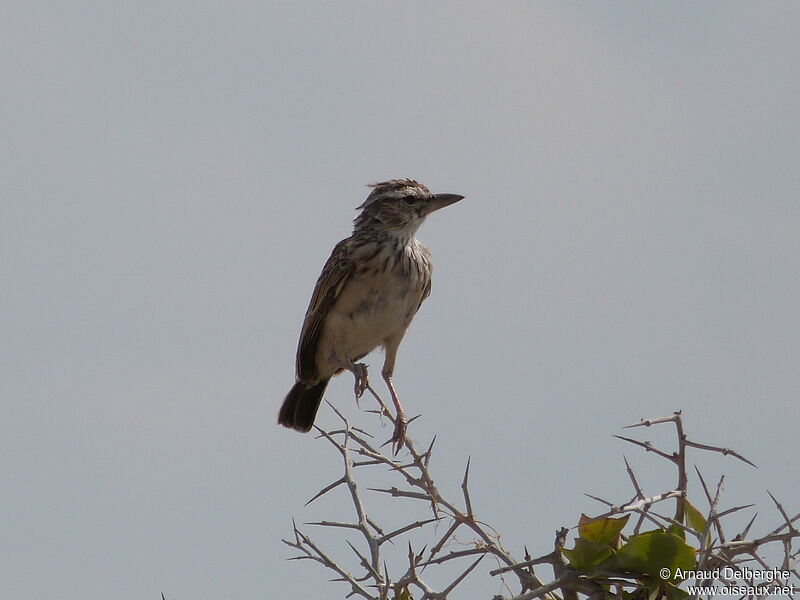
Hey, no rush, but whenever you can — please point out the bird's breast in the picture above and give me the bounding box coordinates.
[319,245,430,363]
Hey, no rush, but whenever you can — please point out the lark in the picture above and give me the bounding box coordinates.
[277,179,463,452]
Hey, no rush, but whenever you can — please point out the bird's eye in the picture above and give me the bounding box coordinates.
[401,195,415,205]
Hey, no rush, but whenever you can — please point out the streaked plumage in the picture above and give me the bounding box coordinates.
[278,179,463,451]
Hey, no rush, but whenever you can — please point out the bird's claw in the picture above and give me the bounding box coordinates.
[352,362,369,399]
[390,415,408,455]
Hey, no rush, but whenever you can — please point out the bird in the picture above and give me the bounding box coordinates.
[277,179,464,452]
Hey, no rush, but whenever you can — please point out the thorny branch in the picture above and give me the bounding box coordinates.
[283,403,799,599]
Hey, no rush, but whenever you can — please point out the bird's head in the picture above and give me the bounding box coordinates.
[354,179,464,240]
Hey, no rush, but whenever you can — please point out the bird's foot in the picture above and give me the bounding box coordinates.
[390,413,408,456]
[352,362,369,400]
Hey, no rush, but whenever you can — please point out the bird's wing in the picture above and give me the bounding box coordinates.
[296,238,354,381]
[415,246,433,313]
[417,277,432,313]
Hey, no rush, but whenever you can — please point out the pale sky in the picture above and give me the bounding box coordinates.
[3,3,799,599]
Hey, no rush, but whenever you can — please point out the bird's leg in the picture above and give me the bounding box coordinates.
[380,339,408,454]
[383,370,407,455]
[347,361,370,403]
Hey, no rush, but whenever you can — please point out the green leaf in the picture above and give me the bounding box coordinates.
[641,580,691,600]
[683,498,713,547]
[578,513,630,546]
[395,586,412,600]
[600,529,695,580]
[683,499,707,534]
[667,523,686,541]
[562,538,613,571]
[664,581,690,599]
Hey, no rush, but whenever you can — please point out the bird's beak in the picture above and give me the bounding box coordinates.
[424,193,464,216]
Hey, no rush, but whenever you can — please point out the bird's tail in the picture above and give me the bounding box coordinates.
[277,379,329,432]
